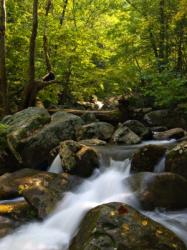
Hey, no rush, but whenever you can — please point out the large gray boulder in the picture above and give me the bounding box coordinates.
[0,108,51,173]
[112,125,141,144]
[123,120,152,140]
[76,122,114,141]
[70,203,185,250]
[59,140,99,177]
[6,110,84,169]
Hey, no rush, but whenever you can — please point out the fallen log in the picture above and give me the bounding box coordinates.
[48,108,128,124]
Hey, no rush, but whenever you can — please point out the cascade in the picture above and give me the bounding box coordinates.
[0,140,186,250]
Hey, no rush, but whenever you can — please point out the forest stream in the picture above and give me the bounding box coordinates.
[0,140,186,250]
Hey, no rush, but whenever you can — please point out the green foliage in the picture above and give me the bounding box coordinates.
[4,0,187,109]
[139,70,187,107]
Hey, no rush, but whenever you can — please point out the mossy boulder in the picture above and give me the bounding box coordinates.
[126,172,187,210]
[123,120,152,140]
[70,202,185,250]
[165,141,187,180]
[3,110,83,169]
[112,125,141,144]
[1,107,51,168]
[131,145,166,172]
[21,173,79,218]
[76,122,114,141]
[60,140,99,177]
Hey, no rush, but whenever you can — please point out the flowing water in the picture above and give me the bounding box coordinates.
[0,140,186,250]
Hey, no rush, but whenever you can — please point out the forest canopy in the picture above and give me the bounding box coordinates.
[0,0,187,114]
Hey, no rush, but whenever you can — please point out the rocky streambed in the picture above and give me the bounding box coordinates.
[0,107,187,249]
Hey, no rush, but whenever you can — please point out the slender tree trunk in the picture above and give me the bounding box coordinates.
[176,20,184,74]
[0,0,8,115]
[23,0,39,108]
[60,0,68,25]
[158,0,167,70]
[43,0,52,73]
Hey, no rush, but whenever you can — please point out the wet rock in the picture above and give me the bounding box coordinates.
[112,125,141,144]
[0,168,79,218]
[123,120,152,140]
[59,140,99,177]
[70,202,185,250]
[131,145,166,172]
[0,200,37,222]
[165,141,187,180]
[0,169,56,202]
[8,111,83,169]
[22,172,80,218]
[127,172,187,210]
[76,122,114,141]
[153,128,185,140]
[0,216,18,238]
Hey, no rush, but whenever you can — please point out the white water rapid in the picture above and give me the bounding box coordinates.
[0,140,186,249]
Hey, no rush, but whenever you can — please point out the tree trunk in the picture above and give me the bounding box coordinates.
[0,0,8,115]
[158,0,167,70]
[23,0,39,108]
[43,0,52,73]
[60,0,68,25]
[176,19,184,74]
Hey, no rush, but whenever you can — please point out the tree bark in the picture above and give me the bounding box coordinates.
[23,0,39,108]
[43,0,52,73]
[176,19,185,74]
[60,0,68,25]
[0,0,8,115]
[158,0,167,70]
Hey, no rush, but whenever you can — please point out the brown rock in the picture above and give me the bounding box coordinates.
[131,145,166,172]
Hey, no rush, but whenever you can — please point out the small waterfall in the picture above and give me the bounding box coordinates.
[48,154,62,174]
[154,156,166,173]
